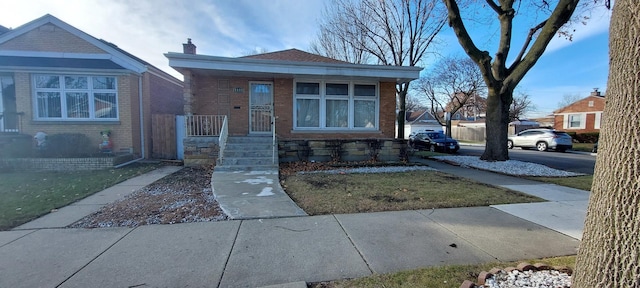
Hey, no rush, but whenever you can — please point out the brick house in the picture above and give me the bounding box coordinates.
[0,14,183,158]
[166,41,421,165]
[553,89,605,133]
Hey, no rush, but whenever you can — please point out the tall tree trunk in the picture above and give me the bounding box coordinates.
[481,89,510,161]
[573,0,640,286]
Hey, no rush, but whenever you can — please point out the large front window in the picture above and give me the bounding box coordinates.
[33,75,118,120]
[294,81,378,130]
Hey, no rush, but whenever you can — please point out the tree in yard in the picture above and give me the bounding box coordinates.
[573,0,640,286]
[312,0,448,139]
[413,56,486,136]
[444,0,583,161]
[509,91,535,121]
[556,93,582,109]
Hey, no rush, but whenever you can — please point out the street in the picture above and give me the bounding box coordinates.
[457,145,596,175]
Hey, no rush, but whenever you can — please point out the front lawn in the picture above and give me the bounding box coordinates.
[281,169,544,215]
[0,163,159,230]
[527,175,593,191]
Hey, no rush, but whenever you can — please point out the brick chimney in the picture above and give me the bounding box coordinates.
[183,38,196,54]
[590,88,601,97]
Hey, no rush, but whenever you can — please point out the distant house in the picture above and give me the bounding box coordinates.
[402,110,442,138]
[166,43,421,164]
[0,14,183,158]
[553,89,605,133]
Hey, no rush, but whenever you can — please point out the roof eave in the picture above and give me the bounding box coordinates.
[165,52,422,82]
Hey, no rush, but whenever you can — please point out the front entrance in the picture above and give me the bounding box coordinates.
[249,82,273,134]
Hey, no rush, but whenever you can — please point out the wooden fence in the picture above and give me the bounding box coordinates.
[451,126,486,142]
[151,114,177,159]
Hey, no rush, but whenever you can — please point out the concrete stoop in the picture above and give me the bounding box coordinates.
[217,136,278,171]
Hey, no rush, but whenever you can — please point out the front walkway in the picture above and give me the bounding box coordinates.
[211,168,307,219]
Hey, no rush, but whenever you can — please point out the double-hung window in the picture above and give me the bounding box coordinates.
[294,81,378,130]
[34,74,118,120]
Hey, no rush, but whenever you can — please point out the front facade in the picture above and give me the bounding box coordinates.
[553,89,605,134]
[0,14,183,158]
[167,43,421,164]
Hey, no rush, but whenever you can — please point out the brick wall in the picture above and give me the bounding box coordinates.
[188,75,398,140]
[13,72,138,156]
[553,96,605,133]
[0,154,135,171]
[0,23,106,53]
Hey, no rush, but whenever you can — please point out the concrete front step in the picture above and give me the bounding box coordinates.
[224,150,273,158]
[221,157,275,166]
[226,136,273,144]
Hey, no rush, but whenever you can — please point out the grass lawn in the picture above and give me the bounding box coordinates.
[527,175,593,191]
[0,163,159,230]
[282,170,544,215]
[311,256,575,288]
[571,143,595,152]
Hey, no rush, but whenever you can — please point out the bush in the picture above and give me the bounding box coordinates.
[566,132,599,143]
[0,134,34,158]
[41,133,95,157]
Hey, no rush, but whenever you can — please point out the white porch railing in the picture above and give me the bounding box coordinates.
[218,116,228,164]
[185,115,226,136]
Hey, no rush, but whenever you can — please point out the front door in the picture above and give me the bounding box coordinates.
[249,82,273,134]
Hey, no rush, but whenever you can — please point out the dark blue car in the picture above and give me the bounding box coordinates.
[408,131,459,153]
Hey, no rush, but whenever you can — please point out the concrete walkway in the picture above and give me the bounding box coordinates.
[211,168,307,219]
[0,159,589,288]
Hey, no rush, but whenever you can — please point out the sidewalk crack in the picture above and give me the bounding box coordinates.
[333,215,375,275]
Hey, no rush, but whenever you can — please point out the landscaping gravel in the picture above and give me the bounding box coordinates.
[432,156,583,177]
[298,165,436,174]
[483,269,571,288]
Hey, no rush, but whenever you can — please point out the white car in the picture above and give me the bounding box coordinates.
[507,129,573,152]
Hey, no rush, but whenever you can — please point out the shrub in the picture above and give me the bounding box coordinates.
[0,134,34,158]
[41,133,95,157]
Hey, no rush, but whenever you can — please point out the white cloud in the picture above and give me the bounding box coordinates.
[1,0,325,79]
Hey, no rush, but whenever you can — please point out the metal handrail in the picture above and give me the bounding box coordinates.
[218,116,228,165]
[272,115,277,165]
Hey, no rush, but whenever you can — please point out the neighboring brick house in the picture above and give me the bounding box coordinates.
[166,42,421,164]
[553,89,605,133]
[0,14,183,158]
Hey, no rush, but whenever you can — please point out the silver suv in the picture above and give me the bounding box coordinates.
[507,129,573,152]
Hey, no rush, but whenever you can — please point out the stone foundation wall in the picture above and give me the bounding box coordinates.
[279,139,407,163]
[183,137,220,166]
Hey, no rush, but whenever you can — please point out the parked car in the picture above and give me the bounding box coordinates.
[409,131,460,153]
[507,128,573,152]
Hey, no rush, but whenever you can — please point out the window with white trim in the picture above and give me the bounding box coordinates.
[567,114,583,128]
[294,81,378,130]
[33,74,118,120]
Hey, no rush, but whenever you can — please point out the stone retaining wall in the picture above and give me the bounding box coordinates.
[279,138,407,163]
[183,137,220,166]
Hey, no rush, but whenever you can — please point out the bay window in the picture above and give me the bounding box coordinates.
[33,74,118,120]
[294,81,378,130]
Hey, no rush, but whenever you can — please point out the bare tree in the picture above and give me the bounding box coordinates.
[509,91,535,121]
[573,0,640,286]
[413,56,486,136]
[404,94,426,112]
[310,6,371,64]
[556,93,582,109]
[444,0,586,161]
[240,47,269,56]
[314,0,448,138]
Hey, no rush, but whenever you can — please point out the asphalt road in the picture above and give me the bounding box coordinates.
[457,145,597,175]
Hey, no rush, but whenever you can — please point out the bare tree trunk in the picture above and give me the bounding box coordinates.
[573,0,640,286]
[396,84,408,139]
[481,89,510,161]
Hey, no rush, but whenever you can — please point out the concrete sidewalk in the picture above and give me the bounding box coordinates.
[0,159,589,288]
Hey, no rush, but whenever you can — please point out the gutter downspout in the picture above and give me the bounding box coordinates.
[115,74,145,168]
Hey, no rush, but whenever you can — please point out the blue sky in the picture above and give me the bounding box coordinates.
[1,0,610,118]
